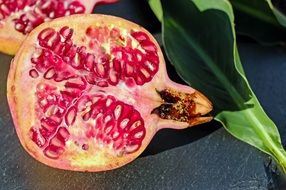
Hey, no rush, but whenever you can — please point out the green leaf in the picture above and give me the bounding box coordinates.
[148,0,163,22]
[230,0,286,45]
[161,0,286,172]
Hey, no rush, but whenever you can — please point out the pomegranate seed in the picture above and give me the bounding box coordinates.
[82,144,89,150]
[30,127,46,147]
[44,68,56,79]
[65,106,77,126]
[29,69,39,78]
[44,145,64,159]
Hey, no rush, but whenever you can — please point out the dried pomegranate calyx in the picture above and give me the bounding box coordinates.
[152,88,212,125]
[7,14,212,172]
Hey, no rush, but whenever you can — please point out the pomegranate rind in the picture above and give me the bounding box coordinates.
[0,35,21,55]
[7,14,165,171]
[7,14,212,172]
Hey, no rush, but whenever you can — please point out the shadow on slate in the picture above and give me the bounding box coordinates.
[1,0,286,189]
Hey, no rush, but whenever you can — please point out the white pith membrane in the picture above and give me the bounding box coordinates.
[8,15,212,171]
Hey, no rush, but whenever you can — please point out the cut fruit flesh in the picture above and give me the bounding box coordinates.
[0,0,118,55]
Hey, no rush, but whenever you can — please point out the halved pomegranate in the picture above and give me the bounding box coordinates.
[0,0,118,55]
[7,14,213,172]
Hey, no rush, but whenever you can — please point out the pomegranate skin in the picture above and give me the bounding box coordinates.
[7,14,212,172]
[0,0,118,55]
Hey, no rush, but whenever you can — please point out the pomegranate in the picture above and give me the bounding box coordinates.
[7,14,213,172]
[0,0,118,55]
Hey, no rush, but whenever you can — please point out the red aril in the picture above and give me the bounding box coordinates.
[7,14,213,172]
[0,0,118,55]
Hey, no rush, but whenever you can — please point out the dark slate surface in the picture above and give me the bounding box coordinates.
[1,0,286,189]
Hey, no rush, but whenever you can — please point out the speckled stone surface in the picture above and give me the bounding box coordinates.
[1,1,286,189]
